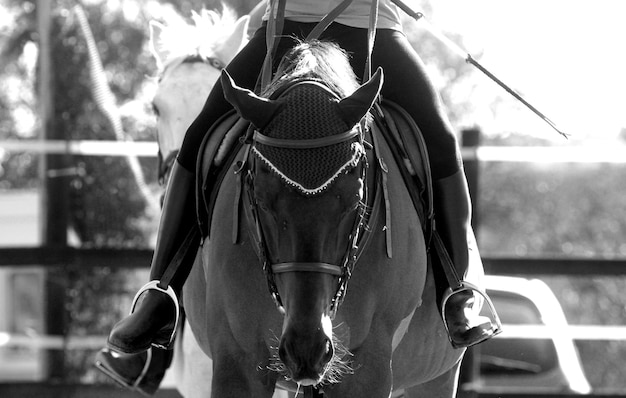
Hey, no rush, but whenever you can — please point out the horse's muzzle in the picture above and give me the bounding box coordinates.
[278,326,334,385]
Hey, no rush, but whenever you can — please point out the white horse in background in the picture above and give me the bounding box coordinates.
[150,5,252,179]
[148,4,290,398]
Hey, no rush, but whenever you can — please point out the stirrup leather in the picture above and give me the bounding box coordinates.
[130,280,180,350]
[441,281,502,348]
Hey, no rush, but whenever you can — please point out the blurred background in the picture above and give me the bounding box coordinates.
[1,0,625,396]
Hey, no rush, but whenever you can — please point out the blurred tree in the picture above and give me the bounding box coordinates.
[0,0,39,189]
[1,0,169,382]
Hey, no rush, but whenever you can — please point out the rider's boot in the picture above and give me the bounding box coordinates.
[434,169,500,348]
[108,159,199,354]
[95,347,173,396]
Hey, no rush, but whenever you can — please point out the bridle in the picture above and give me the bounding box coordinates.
[240,82,379,318]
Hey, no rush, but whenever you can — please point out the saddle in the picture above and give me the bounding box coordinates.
[373,100,434,243]
[195,110,249,240]
[195,100,434,248]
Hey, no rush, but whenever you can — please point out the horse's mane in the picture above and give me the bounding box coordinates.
[153,6,239,71]
[262,40,361,99]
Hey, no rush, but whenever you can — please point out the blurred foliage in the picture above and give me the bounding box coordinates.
[479,162,626,257]
[0,0,625,391]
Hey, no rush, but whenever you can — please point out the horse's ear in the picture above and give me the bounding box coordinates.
[149,21,169,70]
[247,1,266,38]
[221,70,281,129]
[150,21,170,70]
[215,15,250,65]
[337,67,384,126]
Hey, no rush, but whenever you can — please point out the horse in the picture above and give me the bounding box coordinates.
[174,36,482,395]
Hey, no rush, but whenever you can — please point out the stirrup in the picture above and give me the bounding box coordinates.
[129,280,180,350]
[95,348,156,395]
[441,281,502,348]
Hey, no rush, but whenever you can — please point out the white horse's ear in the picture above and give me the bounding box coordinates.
[215,15,249,65]
[247,1,266,37]
[149,20,169,70]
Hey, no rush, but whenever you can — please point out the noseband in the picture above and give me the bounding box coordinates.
[241,82,376,317]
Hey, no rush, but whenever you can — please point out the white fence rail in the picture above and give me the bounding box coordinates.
[2,139,626,163]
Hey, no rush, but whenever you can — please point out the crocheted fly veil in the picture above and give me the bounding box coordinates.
[253,82,365,195]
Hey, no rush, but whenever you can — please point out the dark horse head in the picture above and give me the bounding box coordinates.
[221,41,383,387]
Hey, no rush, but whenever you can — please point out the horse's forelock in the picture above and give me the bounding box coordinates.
[264,41,360,99]
[250,42,368,195]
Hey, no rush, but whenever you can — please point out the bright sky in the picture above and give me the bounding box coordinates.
[409,0,626,143]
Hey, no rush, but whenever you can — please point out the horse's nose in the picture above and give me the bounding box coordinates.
[278,330,334,384]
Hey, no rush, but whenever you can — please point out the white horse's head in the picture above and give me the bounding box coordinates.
[150,6,250,181]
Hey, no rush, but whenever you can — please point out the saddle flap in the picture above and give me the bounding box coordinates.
[373,101,433,237]
[195,110,250,239]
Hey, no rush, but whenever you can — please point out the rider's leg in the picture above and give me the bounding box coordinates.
[108,160,198,354]
[362,28,499,347]
[107,27,270,355]
[433,169,498,347]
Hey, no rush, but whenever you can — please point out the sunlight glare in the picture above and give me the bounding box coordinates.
[411,0,626,141]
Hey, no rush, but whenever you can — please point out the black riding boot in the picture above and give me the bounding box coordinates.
[434,170,500,348]
[108,160,199,354]
[95,347,173,396]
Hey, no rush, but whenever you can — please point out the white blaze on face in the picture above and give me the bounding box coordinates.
[321,313,333,340]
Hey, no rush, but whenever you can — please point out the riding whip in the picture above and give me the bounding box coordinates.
[391,0,569,138]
